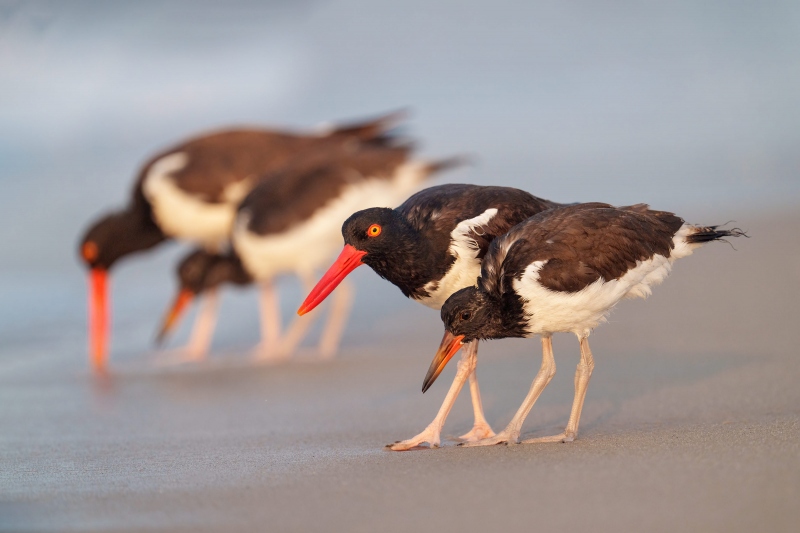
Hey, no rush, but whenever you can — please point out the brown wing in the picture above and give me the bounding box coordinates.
[133,113,405,203]
[132,130,305,202]
[241,143,413,236]
[481,203,685,296]
[399,184,561,257]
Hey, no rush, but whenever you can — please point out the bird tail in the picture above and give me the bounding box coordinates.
[389,156,468,197]
[423,155,472,176]
[669,223,747,260]
[685,225,748,244]
[321,109,409,141]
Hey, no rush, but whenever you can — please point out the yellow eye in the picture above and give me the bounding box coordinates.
[82,241,98,262]
[367,224,382,237]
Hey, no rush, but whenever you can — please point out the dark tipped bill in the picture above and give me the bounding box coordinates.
[297,244,366,316]
[155,289,195,344]
[422,331,465,393]
[88,268,109,373]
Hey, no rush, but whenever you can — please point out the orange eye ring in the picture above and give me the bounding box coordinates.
[367,224,382,238]
[82,241,99,262]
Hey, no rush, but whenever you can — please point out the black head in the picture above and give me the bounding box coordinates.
[79,207,166,370]
[176,250,252,296]
[79,209,166,270]
[156,249,252,345]
[342,207,401,252]
[440,287,503,342]
[441,284,530,342]
[422,286,507,394]
[341,206,419,272]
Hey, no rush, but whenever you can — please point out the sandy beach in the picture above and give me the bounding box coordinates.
[1,207,798,532]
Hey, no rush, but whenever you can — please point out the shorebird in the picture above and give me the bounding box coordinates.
[78,112,403,371]
[155,140,457,360]
[297,184,563,449]
[423,202,746,446]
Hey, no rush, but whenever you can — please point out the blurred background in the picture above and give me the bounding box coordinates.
[1,0,798,369]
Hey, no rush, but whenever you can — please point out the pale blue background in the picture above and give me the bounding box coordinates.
[1,0,798,368]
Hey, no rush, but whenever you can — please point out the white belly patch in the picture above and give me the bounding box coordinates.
[514,225,697,337]
[142,152,252,247]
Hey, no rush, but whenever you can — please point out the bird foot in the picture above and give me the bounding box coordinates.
[386,424,442,451]
[458,428,520,447]
[521,432,576,444]
[456,421,496,442]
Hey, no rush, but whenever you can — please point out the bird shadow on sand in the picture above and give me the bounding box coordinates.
[440,348,755,444]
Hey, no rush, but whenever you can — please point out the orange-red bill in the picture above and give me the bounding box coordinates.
[88,268,109,372]
[297,244,367,316]
[155,289,195,345]
[422,331,466,393]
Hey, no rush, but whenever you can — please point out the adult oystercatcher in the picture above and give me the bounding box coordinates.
[78,112,403,371]
[297,184,562,450]
[423,203,746,446]
[155,140,456,360]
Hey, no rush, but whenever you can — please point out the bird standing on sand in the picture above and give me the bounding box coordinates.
[424,203,746,446]
[155,140,456,360]
[78,112,403,371]
[298,184,563,450]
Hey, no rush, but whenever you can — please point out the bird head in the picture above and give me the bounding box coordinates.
[297,207,407,315]
[78,209,166,372]
[155,250,250,344]
[422,287,502,393]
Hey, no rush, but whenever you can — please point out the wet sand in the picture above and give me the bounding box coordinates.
[1,207,799,532]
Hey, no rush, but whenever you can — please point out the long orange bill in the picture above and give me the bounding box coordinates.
[297,244,367,316]
[422,331,465,393]
[155,289,195,345]
[88,268,109,372]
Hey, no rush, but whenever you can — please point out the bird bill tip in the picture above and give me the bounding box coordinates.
[155,289,194,345]
[297,245,366,315]
[422,331,465,393]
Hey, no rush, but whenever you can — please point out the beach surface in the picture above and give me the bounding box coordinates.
[1,207,798,532]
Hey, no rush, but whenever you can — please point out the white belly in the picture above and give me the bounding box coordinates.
[514,225,697,338]
[233,162,428,280]
[142,152,253,248]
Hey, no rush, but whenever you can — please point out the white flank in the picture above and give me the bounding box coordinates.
[233,161,430,280]
[513,224,699,338]
[142,152,253,247]
[419,208,498,310]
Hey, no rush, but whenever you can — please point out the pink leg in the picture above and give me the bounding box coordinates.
[252,281,283,361]
[388,341,494,450]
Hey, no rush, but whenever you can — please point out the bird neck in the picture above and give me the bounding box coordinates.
[474,290,529,341]
[220,252,254,286]
[98,204,166,269]
[125,202,168,252]
[369,225,447,299]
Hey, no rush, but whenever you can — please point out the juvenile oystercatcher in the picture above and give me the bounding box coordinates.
[78,112,404,371]
[423,203,746,446]
[155,140,456,360]
[297,184,563,450]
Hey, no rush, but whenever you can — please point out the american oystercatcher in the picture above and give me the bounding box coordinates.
[78,112,404,371]
[155,140,457,360]
[297,184,563,450]
[423,202,746,446]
